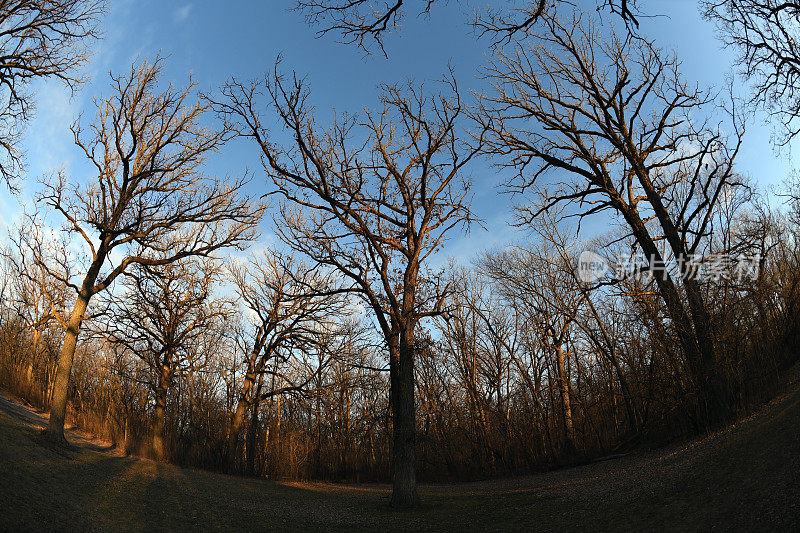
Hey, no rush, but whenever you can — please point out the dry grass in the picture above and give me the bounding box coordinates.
[1,384,799,531]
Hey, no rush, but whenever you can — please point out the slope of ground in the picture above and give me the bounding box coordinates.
[1,384,799,532]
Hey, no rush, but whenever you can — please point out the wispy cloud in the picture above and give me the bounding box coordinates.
[173,4,193,23]
[25,81,81,179]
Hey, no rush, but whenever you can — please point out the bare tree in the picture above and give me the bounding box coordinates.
[3,219,74,404]
[226,250,346,471]
[703,0,800,143]
[296,0,639,54]
[105,257,228,460]
[433,267,531,467]
[480,248,584,451]
[35,58,264,442]
[214,68,481,508]
[0,0,106,191]
[478,9,745,426]
[476,0,640,46]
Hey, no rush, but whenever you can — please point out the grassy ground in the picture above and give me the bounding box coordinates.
[1,386,799,532]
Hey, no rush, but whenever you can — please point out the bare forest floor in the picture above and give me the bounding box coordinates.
[1,382,799,532]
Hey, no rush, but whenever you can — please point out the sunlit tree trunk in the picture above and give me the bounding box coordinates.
[555,345,575,450]
[228,364,258,468]
[122,416,129,456]
[47,285,94,441]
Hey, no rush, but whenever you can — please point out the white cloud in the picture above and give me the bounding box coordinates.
[174,4,193,23]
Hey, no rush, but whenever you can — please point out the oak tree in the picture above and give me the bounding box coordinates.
[36,58,264,442]
[215,69,482,508]
[478,8,745,426]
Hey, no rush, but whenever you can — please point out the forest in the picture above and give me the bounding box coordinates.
[0,0,799,517]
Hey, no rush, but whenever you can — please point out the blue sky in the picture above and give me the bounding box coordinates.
[1,0,796,265]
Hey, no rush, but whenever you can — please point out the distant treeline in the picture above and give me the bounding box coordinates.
[2,197,798,481]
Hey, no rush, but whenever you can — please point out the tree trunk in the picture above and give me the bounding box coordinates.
[246,373,264,476]
[46,293,90,441]
[27,329,40,399]
[228,366,258,470]
[152,379,168,461]
[683,277,731,425]
[315,393,322,477]
[46,252,105,442]
[629,163,730,427]
[246,401,259,476]
[389,327,419,509]
[122,416,129,455]
[555,345,575,451]
[619,204,726,428]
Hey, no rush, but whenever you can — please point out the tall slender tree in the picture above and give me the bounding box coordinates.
[35,58,264,442]
[226,251,346,471]
[105,257,228,461]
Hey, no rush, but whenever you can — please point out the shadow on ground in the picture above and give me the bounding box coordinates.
[1,385,798,531]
